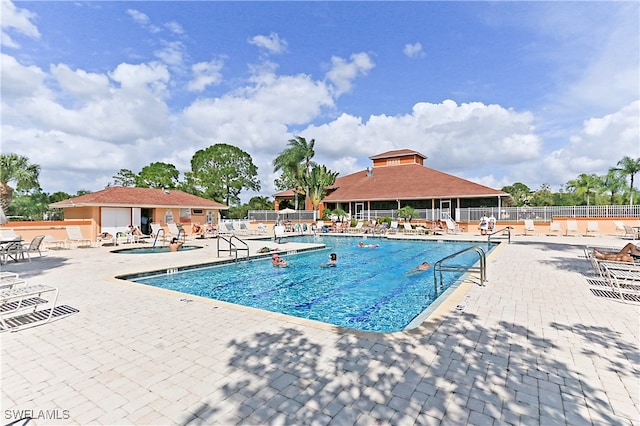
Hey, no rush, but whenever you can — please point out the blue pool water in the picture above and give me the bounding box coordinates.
[132,236,493,332]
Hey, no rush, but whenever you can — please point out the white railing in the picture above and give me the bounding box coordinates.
[249,205,640,223]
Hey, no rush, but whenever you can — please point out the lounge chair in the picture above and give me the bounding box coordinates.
[167,223,186,240]
[613,221,627,236]
[348,221,364,234]
[622,225,640,240]
[546,222,562,236]
[387,221,399,234]
[565,220,580,236]
[444,218,460,234]
[65,226,92,248]
[402,222,418,234]
[523,219,537,236]
[257,223,268,234]
[585,221,600,237]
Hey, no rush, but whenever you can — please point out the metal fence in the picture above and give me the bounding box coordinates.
[249,205,640,224]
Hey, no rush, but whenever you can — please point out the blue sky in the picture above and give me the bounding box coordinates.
[1,0,638,203]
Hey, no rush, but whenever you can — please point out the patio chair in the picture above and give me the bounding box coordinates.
[565,220,580,236]
[523,219,537,236]
[65,226,92,248]
[274,225,286,244]
[21,235,45,258]
[257,223,268,234]
[585,221,600,237]
[546,222,562,236]
[0,240,27,264]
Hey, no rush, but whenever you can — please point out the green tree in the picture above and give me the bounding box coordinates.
[565,173,600,206]
[529,184,554,206]
[111,169,137,187]
[246,196,274,210]
[188,144,260,206]
[273,136,315,209]
[301,164,338,219]
[501,182,531,206]
[617,156,640,205]
[599,168,627,205]
[397,205,418,222]
[136,162,180,189]
[0,153,41,215]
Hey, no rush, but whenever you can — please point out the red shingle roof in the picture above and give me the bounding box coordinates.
[50,187,228,209]
[322,164,507,202]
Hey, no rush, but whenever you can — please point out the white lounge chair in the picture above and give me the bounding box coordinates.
[585,221,600,237]
[613,221,626,236]
[402,222,418,234]
[523,219,537,236]
[546,222,562,236]
[348,221,364,234]
[565,220,580,236]
[167,223,186,240]
[65,226,92,248]
[444,218,460,234]
[274,225,286,243]
[387,221,399,234]
[622,225,640,240]
[257,223,268,234]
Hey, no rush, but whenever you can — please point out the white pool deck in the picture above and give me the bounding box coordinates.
[1,232,638,425]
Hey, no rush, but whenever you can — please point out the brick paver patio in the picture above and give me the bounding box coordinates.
[1,234,638,425]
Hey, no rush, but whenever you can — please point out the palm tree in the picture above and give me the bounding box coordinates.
[617,156,640,205]
[599,168,627,205]
[0,154,41,215]
[565,173,600,206]
[272,136,315,209]
[301,165,338,220]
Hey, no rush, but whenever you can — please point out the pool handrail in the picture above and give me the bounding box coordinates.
[487,226,513,244]
[152,228,165,249]
[433,245,486,295]
[217,234,249,261]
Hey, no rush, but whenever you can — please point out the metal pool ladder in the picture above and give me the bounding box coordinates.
[217,235,249,262]
[152,228,165,249]
[433,245,487,295]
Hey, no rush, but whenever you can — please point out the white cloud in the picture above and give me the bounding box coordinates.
[0,53,47,101]
[50,64,111,101]
[188,58,224,92]
[403,42,425,58]
[127,8,161,33]
[154,40,186,67]
[249,32,288,54]
[164,21,184,35]
[1,0,40,48]
[540,100,640,185]
[325,52,375,96]
[303,100,541,177]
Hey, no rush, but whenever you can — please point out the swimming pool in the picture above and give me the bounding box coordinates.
[124,236,490,332]
[131,236,494,332]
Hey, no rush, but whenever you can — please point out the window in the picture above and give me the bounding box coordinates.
[164,210,174,224]
[192,209,203,215]
[180,208,191,219]
[387,159,400,166]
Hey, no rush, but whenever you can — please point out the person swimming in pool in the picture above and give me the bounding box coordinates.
[271,253,288,267]
[405,262,430,276]
[357,241,379,248]
[326,253,338,267]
